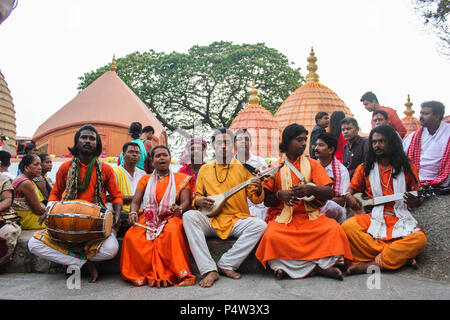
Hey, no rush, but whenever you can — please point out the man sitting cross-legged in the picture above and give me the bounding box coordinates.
[28,125,123,283]
[182,128,267,288]
[342,125,427,274]
[255,124,353,281]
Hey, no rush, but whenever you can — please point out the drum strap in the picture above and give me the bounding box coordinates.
[64,157,106,210]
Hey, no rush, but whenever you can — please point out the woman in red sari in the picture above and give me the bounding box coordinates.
[120,145,195,287]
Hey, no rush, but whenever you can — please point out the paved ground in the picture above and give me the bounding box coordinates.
[1,268,448,301]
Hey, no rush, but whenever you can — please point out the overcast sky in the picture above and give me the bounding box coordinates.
[0,0,449,138]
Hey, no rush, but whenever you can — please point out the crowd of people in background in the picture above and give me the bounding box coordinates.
[0,91,448,288]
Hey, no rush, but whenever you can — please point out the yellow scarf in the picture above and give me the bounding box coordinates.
[276,155,322,224]
[113,166,132,213]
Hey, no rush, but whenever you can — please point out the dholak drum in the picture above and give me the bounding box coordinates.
[46,200,113,243]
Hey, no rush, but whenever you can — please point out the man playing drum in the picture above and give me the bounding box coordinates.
[28,124,123,283]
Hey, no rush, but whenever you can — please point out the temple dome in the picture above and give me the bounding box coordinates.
[274,48,354,154]
[32,56,164,156]
[0,70,17,153]
[229,83,279,158]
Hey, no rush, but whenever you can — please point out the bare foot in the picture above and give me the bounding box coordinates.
[218,267,241,280]
[315,266,344,281]
[86,261,99,283]
[199,271,220,288]
[275,269,285,280]
[407,258,418,269]
[345,262,374,276]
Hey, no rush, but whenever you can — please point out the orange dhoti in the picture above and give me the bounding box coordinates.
[120,214,196,287]
[255,214,353,271]
[342,215,427,270]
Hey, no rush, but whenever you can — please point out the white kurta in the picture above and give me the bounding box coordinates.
[107,165,147,211]
[241,153,269,220]
[403,122,450,186]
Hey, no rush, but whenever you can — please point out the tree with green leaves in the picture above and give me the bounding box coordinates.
[78,41,304,133]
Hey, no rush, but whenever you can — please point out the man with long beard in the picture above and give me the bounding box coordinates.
[342,125,427,274]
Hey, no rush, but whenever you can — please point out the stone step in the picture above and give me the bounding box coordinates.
[2,194,449,282]
[0,230,267,276]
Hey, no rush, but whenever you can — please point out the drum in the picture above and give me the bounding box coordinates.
[46,200,113,243]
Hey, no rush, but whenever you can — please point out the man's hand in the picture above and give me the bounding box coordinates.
[195,196,215,209]
[345,193,362,211]
[248,177,262,195]
[290,183,312,199]
[403,192,422,209]
[276,190,300,206]
[112,203,122,230]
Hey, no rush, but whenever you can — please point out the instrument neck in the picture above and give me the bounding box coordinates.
[373,190,419,205]
[223,179,252,199]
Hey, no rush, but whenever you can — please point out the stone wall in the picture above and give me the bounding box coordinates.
[408,194,449,281]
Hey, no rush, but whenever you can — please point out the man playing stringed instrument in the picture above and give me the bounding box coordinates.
[342,125,428,274]
[182,128,267,288]
[255,124,352,280]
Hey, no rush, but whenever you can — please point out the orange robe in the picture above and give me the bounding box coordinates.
[342,163,427,269]
[48,160,123,206]
[120,172,196,287]
[34,159,122,259]
[255,157,353,268]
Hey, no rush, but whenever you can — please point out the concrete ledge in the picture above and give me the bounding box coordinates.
[2,194,448,282]
[1,230,64,274]
[407,194,450,282]
[1,231,267,276]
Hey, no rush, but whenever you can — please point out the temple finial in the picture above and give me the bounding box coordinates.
[110,54,117,72]
[248,81,260,105]
[404,94,415,117]
[305,47,319,83]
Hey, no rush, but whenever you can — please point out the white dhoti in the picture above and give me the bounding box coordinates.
[268,255,344,279]
[320,200,347,224]
[182,210,267,275]
[28,230,119,268]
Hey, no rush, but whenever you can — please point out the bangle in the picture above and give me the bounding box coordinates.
[129,211,137,216]
[275,191,280,200]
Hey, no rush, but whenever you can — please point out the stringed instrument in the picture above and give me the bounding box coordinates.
[352,186,450,214]
[200,163,283,217]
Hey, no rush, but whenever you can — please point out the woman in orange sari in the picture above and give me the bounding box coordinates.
[120,145,196,287]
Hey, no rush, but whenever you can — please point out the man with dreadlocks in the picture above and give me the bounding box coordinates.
[342,125,427,275]
[28,125,123,282]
